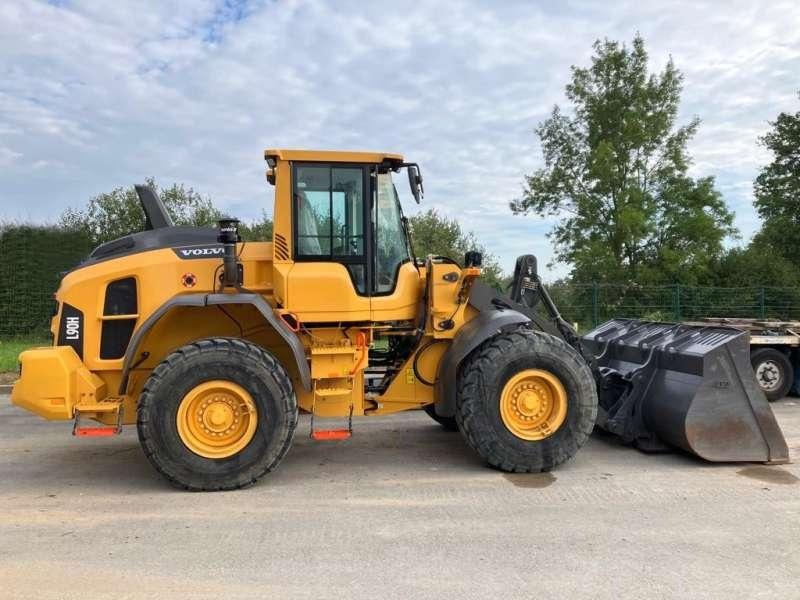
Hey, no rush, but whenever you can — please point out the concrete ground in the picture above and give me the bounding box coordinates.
[1,394,799,600]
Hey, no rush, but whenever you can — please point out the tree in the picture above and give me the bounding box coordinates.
[408,209,504,289]
[752,94,800,266]
[60,178,223,246]
[59,178,274,245]
[511,35,736,284]
[238,210,274,241]
[715,243,800,288]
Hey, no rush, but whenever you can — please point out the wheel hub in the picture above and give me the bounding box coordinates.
[756,360,781,391]
[177,380,258,459]
[500,369,568,441]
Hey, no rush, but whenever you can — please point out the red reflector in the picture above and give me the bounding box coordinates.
[311,429,351,441]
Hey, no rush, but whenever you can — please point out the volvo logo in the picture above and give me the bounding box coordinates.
[172,245,225,260]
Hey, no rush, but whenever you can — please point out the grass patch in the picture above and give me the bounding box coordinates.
[0,335,50,373]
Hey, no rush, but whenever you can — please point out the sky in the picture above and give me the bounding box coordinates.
[1,0,799,280]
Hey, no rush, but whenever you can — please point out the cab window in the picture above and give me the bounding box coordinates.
[294,164,367,292]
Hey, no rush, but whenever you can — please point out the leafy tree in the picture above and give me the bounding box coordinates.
[59,178,273,245]
[238,210,274,241]
[752,94,800,266]
[60,178,223,246]
[511,35,736,284]
[408,209,504,289]
[714,243,800,288]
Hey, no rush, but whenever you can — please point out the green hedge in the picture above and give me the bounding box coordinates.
[0,225,91,336]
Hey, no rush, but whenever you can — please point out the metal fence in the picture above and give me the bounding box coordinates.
[548,283,800,331]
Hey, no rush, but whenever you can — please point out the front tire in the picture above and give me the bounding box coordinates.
[137,338,298,491]
[751,347,793,402]
[456,327,597,472]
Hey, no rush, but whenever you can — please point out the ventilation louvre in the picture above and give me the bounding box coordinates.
[274,233,289,260]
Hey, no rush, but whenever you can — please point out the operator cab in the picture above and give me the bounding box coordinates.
[266,149,424,323]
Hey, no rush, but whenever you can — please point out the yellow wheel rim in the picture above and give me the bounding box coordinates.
[499,369,568,441]
[176,380,258,459]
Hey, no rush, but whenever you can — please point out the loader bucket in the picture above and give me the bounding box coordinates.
[581,319,789,464]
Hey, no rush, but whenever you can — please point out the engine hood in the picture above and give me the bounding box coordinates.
[85,226,219,265]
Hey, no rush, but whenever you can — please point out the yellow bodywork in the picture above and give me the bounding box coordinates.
[13,346,107,420]
[11,148,482,431]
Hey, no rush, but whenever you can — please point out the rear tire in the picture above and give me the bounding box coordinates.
[137,338,298,491]
[456,327,597,472]
[750,347,793,402]
[423,404,459,431]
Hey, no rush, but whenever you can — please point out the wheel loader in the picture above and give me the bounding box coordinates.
[11,149,789,490]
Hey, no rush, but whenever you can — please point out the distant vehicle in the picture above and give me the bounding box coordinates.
[695,318,800,401]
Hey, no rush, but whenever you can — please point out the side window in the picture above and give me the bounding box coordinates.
[294,165,366,293]
[374,173,411,293]
[332,168,364,256]
[295,166,332,256]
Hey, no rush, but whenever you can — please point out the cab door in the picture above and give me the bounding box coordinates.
[370,170,421,322]
[286,163,372,322]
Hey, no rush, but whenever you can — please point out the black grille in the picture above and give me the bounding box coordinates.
[100,277,137,359]
[104,277,137,315]
[100,320,136,359]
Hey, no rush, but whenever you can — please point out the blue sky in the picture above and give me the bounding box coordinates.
[1,1,799,280]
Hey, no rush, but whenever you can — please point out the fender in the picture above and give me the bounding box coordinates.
[433,307,530,418]
[118,293,310,394]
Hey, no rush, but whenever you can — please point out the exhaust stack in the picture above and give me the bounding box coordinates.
[217,218,241,288]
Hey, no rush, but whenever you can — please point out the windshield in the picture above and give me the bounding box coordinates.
[374,172,411,293]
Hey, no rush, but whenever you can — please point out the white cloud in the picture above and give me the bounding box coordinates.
[0,0,798,279]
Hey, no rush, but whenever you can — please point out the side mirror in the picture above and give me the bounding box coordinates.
[406,164,424,204]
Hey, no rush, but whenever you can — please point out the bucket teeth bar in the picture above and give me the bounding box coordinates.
[582,319,789,464]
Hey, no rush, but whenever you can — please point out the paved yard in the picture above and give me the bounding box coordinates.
[1,394,799,599]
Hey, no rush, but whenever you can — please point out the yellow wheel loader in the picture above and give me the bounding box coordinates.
[11,149,789,490]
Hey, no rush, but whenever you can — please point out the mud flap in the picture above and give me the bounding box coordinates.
[582,319,789,464]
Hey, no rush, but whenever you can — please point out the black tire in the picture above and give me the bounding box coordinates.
[423,404,459,432]
[137,337,298,491]
[456,327,597,472]
[750,347,793,402]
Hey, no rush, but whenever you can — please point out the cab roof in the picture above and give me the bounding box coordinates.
[264,149,404,165]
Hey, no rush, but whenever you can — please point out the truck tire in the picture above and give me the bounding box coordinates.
[750,347,793,402]
[423,404,459,431]
[456,327,597,472]
[137,337,298,491]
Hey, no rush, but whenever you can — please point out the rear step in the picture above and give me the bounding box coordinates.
[582,319,790,464]
[72,401,124,437]
[309,401,353,442]
[311,429,352,441]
